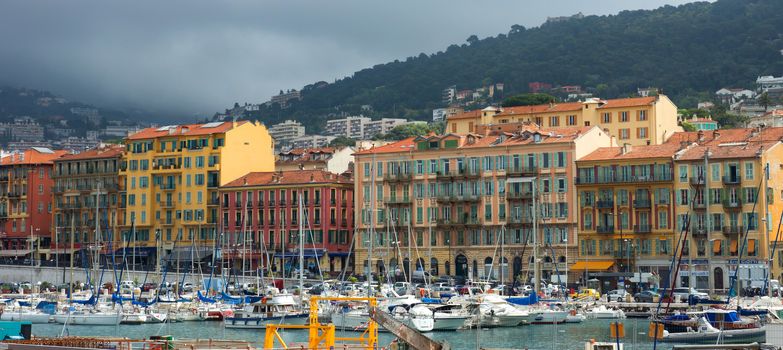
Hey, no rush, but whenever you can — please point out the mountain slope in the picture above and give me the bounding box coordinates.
[248,0,783,129]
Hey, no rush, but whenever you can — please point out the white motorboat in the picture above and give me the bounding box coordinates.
[478,297,532,327]
[145,311,168,323]
[390,304,434,332]
[223,294,308,329]
[587,305,626,319]
[0,309,52,323]
[423,304,470,331]
[53,310,121,325]
[584,341,624,350]
[660,317,766,344]
[331,307,372,331]
[529,309,568,324]
[121,311,148,324]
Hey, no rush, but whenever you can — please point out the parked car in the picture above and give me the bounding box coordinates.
[605,289,628,302]
[634,290,660,303]
[672,287,708,300]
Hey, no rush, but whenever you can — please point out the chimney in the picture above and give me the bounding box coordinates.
[243,177,248,186]
[697,130,704,142]
[621,143,632,155]
[310,174,315,183]
[713,130,720,140]
[609,135,616,147]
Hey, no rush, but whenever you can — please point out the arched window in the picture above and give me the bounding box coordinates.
[558,256,566,263]
[430,257,439,276]
[484,257,493,278]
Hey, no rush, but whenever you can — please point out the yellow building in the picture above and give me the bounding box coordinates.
[446,95,680,146]
[576,127,783,294]
[576,142,681,291]
[672,128,783,294]
[119,121,274,267]
[353,126,612,285]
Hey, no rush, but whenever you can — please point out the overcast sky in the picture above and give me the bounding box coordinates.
[0,0,698,120]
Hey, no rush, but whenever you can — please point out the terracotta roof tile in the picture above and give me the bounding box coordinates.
[56,144,124,161]
[222,170,351,188]
[0,148,68,165]
[579,143,683,161]
[127,121,246,140]
[596,96,656,109]
[354,137,417,155]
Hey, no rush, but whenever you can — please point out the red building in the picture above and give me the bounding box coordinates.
[0,148,67,260]
[528,81,553,93]
[219,170,354,276]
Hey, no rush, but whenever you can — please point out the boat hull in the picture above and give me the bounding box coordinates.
[432,315,469,331]
[661,327,766,344]
[53,313,120,325]
[0,312,51,324]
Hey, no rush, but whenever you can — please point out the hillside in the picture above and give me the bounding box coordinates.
[242,0,783,130]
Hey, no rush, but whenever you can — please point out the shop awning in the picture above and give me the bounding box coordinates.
[569,261,614,271]
[113,247,157,257]
[748,240,756,255]
[730,240,738,254]
[165,248,214,261]
[328,251,351,257]
[713,240,722,254]
[0,249,32,257]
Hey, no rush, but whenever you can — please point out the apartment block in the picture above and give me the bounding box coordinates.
[268,120,306,143]
[51,144,124,264]
[446,95,680,146]
[275,147,354,174]
[119,121,274,267]
[218,170,354,275]
[325,116,370,139]
[353,126,611,284]
[0,147,67,260]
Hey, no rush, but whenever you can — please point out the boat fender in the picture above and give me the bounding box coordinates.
[570,310,576,316]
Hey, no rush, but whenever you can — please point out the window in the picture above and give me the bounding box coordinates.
[679,165,688,180]
[363,163,370,177]
[556,178,566,192]
[620,111,629,122]
[658,210,668,229]
[601,112,611,123]
[745,162,754,180]
[549,116,559,127]
[556,152,566,167]
[637,127,648,138]
[541,153,550,168]
[567,115,576,125]
[638,110,648,121]
[711,164,720,181]
[583,212,593,229]
[679,189,689,205]
[619,129,630,139]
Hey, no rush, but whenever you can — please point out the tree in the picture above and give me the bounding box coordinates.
[466,35,479,45]
[502,93,557,107]
[382,123,433,140]
[759,92,771,112]
[329,136,356,148]
[680,121,696,132]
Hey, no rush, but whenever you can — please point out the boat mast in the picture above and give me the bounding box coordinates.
[298,189,305,294]
[367,155,376,297]
[95,181,101,296]
[69,214,75,304]
[532,180,540,294]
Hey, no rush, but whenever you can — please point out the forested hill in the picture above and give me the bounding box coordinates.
[246,0,783,129]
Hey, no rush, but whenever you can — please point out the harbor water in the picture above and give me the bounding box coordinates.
[32,319,708,350]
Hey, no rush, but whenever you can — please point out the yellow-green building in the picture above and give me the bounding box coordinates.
[119,121,274,267]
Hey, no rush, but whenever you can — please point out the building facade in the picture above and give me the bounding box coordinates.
[576,142,681,291]
[446,95,680,146]
[219,170,354,275]
[325,116,371,139]
[0,147,67,260]
[51,144,124,264]
[353,126,612,284]
[276,147,354,174]
[118,121,274,267]
[268,120,306,144]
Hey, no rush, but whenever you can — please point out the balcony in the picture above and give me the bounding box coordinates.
[576,172,673,185]
[722,175,741,185]
[633,199,651,209]
[160,184,176,191]
[341,201,348,207]
[383,172,412,183]
[460,168,481,179]
[692,201,707,210]
[596,200,614,209]
[506,191,533,200]
[436,194,481,203]
[384,197,411,205]
[691,226,707,237]
[596,226,615,234]
[436,218,455,227]
[435,170,457,180]
[722,199,742,210]
[279,200,287,207]
[633,224,652,233]
[689,177,706,186]
[507,216,533,226]
[160,201,176,209]
[235,201,242,208]
[507,165,538,176]
[257,201,264,208]
[722,226,741,236]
